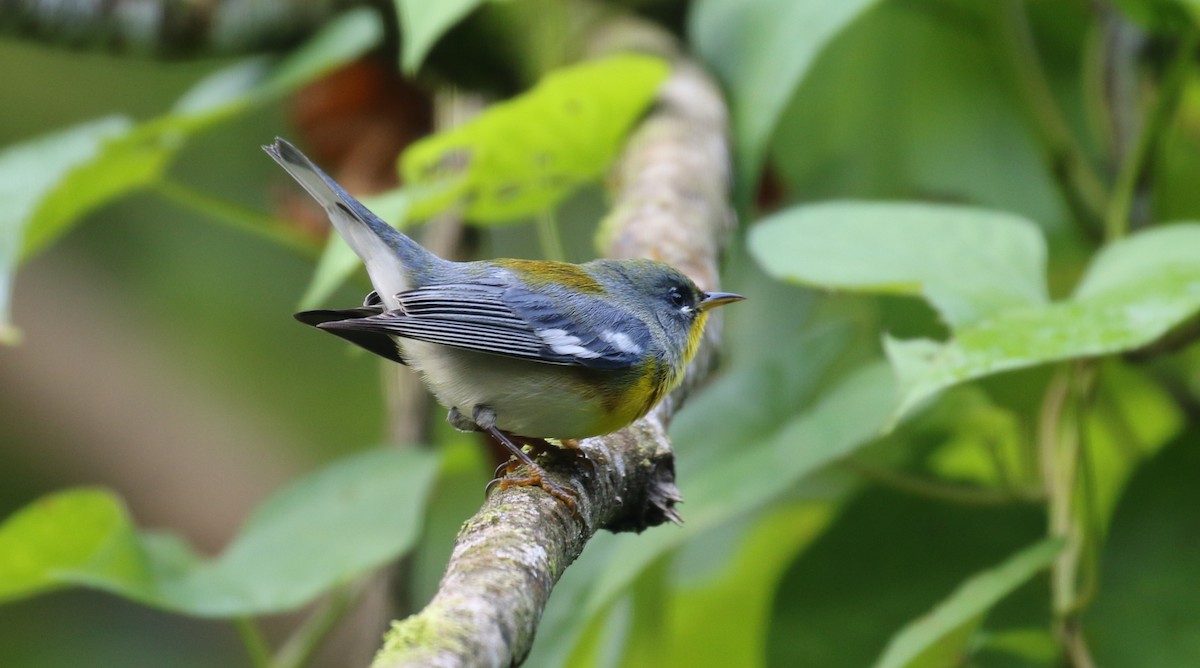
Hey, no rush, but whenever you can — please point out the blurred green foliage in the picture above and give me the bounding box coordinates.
[2,0,1200,667]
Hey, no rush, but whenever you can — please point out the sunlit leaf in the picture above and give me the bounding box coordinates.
[873,539,1062,668]
[976,628,1058,664]
[400,53,670,222]
[689,0,884,204]
[395,0,486,72]
[0,448,438,616]
[1084,361,1183,536]
[923,388,1032,490]
[749,201,1048,328]
[0,489,151,604]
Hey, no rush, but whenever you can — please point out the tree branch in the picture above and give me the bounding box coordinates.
[371,53,734,668]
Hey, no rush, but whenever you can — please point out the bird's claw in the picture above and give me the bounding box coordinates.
[485,460,582,521]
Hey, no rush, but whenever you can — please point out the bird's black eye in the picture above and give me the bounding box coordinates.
[668,286,687,308]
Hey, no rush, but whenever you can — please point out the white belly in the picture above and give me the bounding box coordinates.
[402,340,605,438]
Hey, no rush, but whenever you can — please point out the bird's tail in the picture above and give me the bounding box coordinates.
[263,138,441,304]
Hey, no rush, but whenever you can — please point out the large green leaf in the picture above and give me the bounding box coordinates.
[581,362,895,627]
[0,8,385,342]
[1088,430,1200,666]
[750,201,1049,328]
[0,116,147,342]
[167,7,383,127]
[395,0,486,72]
[659,503,836,667]
[400,53,670,222]
[0,488,151,603]
[873,539,1062,668]
[0,448,438,616]
[751,203,1200,422]
[763,0,1064,228]
[688,0,884,204]
[886,223,1200,420]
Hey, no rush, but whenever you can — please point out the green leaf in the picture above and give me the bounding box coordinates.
[582,362,895,625]
[924,388,1034,491]
[22,131,175,259]
[0,448,439,616]
[886,223,1200,420]
[689,0,884,204]
[298,188,412,308]
[265,8,385,96]
[400,53,670,222]
[660,503,836,667]
[0,489,152,603]
[873,538,1063,668]
[1113,0,1198,31]
[764,1,1064,228]
[749,201,1049,328]
[0,9,386,341]
[1084,361,1183,536]
[159,7,385,135]
[752,204,1200,422]
[395,0,486,72]
[1088,430,1200,666]
[0,116,156,343]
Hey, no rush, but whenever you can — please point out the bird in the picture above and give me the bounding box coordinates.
[264,138,743,507]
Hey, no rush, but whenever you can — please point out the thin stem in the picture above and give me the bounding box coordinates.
[982,434,1017,493]
[843,457,1043,506]
[1000,0,1108,236]
[1038,367,1075,616]
[535,210,566,262]
[1039,362,1102,666]
[271,581,368,668]
[234,617,272,668]
[1104,27,1199,241]
[154,179,321,260]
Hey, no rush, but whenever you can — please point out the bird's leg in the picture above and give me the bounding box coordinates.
[447,406,478,432]
[471,406,578,510]
[509,434,595,477]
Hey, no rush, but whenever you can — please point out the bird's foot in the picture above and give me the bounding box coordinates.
[496,467,578,510]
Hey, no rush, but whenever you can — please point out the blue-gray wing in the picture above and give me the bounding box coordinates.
[320,282,647,369]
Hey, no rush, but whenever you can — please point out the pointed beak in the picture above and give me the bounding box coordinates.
[697,291,746,312]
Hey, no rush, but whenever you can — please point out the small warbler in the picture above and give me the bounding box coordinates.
[265,138,743,505]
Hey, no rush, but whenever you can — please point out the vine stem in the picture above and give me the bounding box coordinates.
[270,581,368,668]
[842,457,1043,506]
[535,210,566,262]
[999,0,1108,236]
[1038,362,1100,667]
[1104,27,1199,241]
[153,179,321,260]
[234,617,272,668]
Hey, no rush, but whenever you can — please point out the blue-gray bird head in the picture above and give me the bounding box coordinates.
[586,259,744,365]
